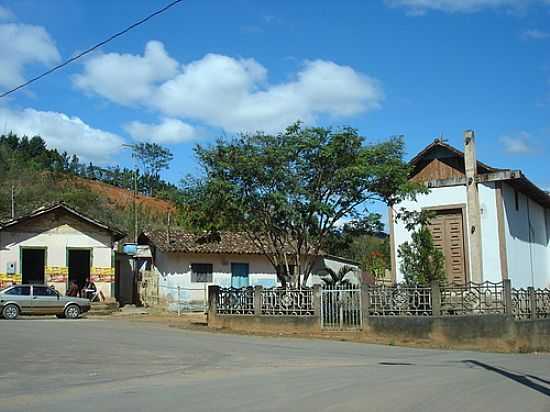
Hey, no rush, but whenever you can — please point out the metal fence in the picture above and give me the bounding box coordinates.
[262,288,314,316]
[217,287,255,315]
[441,281,505,316]
[535,289,550,319]
[159,284,208,315]
[320,285,362,330]
[212,281,550,322]
[369,285,432,316]
[511,288,531,320]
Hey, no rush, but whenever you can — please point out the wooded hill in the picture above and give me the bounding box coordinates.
[0,133,182,240]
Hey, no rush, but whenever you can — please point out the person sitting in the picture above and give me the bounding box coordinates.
[81,277,98,301]
[66,280,79,297]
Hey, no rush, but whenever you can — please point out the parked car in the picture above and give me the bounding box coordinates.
[0,284,91,320]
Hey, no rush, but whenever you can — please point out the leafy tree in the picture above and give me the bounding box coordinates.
[184,123,423,287]
[130,143,173,195]
[397,225,446,286]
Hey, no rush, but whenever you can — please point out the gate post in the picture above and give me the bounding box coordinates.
[503,279,513,316]
[208,285,219,321]
[312,284,321,315]
[431,281,441,317]
[528,287,537,320]
[253,285,263,316]
[361,283,370,329]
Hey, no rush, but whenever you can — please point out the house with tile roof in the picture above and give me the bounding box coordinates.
[389,132,550,288]
[0,203,125,298]
[137,230,360,307]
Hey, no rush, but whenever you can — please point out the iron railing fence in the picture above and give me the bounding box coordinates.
[441,281,505,316]
[511,288,531,320]
[262,287,314,316]
[217,287,255,315]
[369,285,432,316]
[535,288,550,319]
[320,285,362,330]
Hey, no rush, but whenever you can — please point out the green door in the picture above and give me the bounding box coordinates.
[231,263,249,288]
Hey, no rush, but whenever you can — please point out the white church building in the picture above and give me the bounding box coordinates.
[389,132,550,288]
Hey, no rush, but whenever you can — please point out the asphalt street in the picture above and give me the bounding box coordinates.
[0,318,549,412]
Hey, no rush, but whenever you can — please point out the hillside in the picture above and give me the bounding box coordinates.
[79,178,176,217]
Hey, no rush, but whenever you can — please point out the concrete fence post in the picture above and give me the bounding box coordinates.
[503,279,513,316]
[528,287,537,320]
[431,281,441,317]
[312,284,321,311]
[254,285,263,316]
[361,283,370,328]
[208,285,219,321]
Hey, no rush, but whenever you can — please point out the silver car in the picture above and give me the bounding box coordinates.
[0,284,91,320]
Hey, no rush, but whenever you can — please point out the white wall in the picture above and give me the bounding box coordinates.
[393,186,469,283]
[154,252,280,303]
[502,183,550,288]
[0,213,114,295]
[479,183,502,283]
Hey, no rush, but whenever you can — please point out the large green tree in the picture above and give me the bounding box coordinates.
[184,123,423,287]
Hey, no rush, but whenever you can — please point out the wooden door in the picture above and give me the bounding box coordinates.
[428,210,467,285]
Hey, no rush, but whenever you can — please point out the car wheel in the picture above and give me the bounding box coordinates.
[2,304,20,320]
[64,304,80,319]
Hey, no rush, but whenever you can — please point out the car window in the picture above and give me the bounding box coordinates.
[33,286,57,297]
[4,286,31,296]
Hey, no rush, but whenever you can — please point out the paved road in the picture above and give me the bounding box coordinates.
[0,319,549,412]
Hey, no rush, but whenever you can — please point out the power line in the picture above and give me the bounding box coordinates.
[0,0,184,99]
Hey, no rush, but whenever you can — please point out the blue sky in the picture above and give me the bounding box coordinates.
[0,0,549,195]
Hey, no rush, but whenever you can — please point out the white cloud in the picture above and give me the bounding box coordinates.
[0,107,124,163]
[74,40,178,105]
[75,45,383,134]
[0,5,15,21]
[124,118,197,144]
[0,22,60,89]
[522,29,550,39]
[385,0,547,14]
[499,132,534,154]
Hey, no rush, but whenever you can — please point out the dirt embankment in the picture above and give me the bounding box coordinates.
[78,178,176,216]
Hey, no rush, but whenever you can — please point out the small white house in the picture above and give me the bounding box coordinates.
[390,133,550,288]
[0,203,125,298]
[138,230,360,306]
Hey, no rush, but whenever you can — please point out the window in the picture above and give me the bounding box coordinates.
[515,190,520,211]
[33,286,57,297]
[191,263,213,283]
[5,286,31,296]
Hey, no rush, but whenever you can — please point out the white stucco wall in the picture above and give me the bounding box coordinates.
[154,252,280,304]
[392,184,504,284]
[393,186,469,283]
[479,182,502,283]
[0,214,114,296]
[502,183,550,288]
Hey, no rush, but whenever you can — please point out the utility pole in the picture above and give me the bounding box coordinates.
[10,184,15,219]
[133,168,138,243]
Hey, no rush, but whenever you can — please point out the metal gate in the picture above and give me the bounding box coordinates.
[320,285,362,330]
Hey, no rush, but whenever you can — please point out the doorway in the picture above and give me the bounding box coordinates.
[21,248,46,285]
[68,249,91,290]
[231,263,249,288]
[428,209,468,285]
